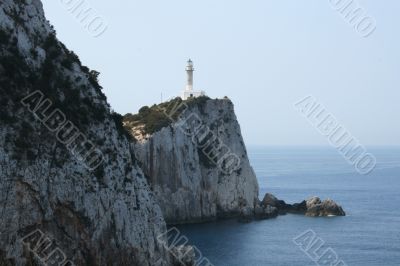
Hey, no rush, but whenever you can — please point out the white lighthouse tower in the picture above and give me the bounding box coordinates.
[181,59,205,100]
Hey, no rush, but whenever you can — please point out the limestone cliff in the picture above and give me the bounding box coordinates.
[124,97,259,224]
[0,1,171,265]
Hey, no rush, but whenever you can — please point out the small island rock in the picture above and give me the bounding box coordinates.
[305,197,346,217]
[260,194,346,217]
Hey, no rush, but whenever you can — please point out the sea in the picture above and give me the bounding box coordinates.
[175,146,400,266]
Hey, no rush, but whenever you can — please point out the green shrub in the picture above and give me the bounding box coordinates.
[111,112,134,140]
[197,148,215,168]
[30,48,38,59]
[0,28,10,45]
[88,70,102,90]
[138,106,150,115]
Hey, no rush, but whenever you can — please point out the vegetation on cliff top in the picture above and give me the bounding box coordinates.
[123,96,211,135]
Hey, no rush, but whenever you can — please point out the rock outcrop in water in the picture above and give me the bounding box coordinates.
[303,197,346,217]
[253,204,279,220]
[0,1,173,264]
[124,97,259,224]
[261,193,346,217]
[171,246,196,266]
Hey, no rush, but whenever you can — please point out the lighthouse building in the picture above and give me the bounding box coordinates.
[181,59,206,100]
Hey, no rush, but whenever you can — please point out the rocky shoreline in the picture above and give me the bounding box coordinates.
[176,194,346,265]
[240,193,345,222]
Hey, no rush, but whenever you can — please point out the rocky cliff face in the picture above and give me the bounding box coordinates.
[125,97,259,224]
[0,1,171,265]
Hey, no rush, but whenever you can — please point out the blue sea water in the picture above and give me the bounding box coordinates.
[175,146,400,266]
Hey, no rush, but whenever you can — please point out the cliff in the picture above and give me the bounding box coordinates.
[0,1,171,265]
[124,97,259,224]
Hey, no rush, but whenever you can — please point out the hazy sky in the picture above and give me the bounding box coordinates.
[41,0,400,146]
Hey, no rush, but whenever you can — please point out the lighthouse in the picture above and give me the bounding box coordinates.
[181,59,205,100]
[186,59,194,91]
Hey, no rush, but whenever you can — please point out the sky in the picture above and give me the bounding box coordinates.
[41,0,400,146]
